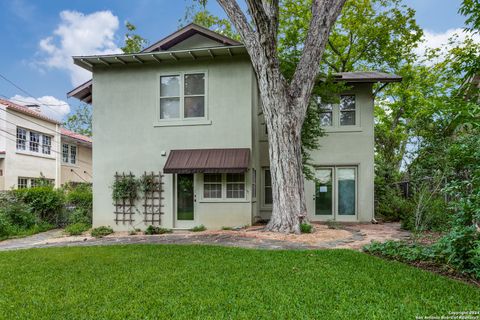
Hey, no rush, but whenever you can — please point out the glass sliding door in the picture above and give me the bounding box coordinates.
[337,168,356,216]
[315,168,333,216]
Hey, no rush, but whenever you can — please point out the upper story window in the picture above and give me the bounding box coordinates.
[16,128,26,150]
[339,95,356,126]
[16,127,52,155]
[42,135,51,155]
[62,143,77,165]
[160,73,206,120]
[29,131,40,152]
[319,95,357,127]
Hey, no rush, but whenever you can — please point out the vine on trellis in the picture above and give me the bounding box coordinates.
[140,172,164,225]
[112,172,139,224]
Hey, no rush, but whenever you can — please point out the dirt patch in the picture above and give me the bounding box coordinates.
[201,224,352,245]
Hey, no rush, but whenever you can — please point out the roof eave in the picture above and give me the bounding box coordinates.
[72,45,247,72]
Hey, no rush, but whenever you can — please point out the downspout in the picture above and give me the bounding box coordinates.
[55,123,61,188]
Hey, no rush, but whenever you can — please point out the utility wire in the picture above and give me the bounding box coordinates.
[0,73,66,116]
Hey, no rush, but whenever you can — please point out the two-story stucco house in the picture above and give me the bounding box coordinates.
[68,24,400,230]
[0,98,92,189]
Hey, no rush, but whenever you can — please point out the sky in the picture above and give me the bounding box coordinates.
[0,0,475,121]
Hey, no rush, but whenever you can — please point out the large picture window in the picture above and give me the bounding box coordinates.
[201,172,246,200]
[160,72,206,120]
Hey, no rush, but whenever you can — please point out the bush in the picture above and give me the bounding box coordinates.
[145,225,172,235]
[68,208,91,225]
[65,184,92,212]
[300,223,313,233]
[65,223,90,236]
[189,225,206,232]
[14,187,64,225]
[375,186,414,222]
[91,226,113,238]
[0,212,13,238]
[0,194,37,229]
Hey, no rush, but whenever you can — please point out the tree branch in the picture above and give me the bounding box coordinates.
[290,0,346,116]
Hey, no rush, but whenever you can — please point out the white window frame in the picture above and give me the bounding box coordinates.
[62,143,78,166]
[16,128,27,151]
[200,172,248,202]
[203,173,222,199]
[17,177,28,189]
[17,176,54,189]
[155,71,211,127]
[313,166,358,221]
[16,127,53,157]
[42,135,52,155]
[261,168,273,209]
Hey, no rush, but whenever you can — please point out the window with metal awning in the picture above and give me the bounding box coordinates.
[163,148,250,174]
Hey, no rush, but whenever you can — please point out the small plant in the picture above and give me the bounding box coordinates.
[129,230,137,235]
[300,223,313,234]
[112,174,139,202]
[65,223,90,236]
[145,225,172,235]
[221,226,233,230]
[91,226,114,238]
[190,225,206,232]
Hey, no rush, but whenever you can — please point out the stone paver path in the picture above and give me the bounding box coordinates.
[0,223,410,252]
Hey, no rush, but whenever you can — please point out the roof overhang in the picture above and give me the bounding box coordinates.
[72,45,248,72]
[333,71,402,83]
[164,148,250,174]
[67,80,92,104]
[0,151,5,159]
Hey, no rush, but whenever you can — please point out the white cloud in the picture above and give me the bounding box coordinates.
[10,94,71,121]
[38,10,122,86]
[415,28,480,64]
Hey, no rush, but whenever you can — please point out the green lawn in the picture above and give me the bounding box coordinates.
[0,245,478,319]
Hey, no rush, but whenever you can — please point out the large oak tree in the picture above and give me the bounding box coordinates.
[205,0,347,233]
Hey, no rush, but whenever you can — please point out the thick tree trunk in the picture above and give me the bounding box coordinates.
[265,105,307,233]
[217,0,346,233]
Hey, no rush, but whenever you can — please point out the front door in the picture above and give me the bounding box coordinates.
[176,174,195,228]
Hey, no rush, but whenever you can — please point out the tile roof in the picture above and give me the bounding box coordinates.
[61,128,92,145]
[0,98,61,124]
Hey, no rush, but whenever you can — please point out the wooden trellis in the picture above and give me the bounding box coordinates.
[142,171,164,225]
[114,172,136,225]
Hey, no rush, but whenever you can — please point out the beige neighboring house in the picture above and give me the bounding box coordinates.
[68,23,401,231]
[0,98,92,190]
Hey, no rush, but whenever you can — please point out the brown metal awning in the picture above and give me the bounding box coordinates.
[164,148,250,174]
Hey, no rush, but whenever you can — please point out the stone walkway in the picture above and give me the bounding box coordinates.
[0,223,411,252]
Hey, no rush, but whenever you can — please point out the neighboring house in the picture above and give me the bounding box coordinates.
[68,23,400,230]
[0,98,92,190]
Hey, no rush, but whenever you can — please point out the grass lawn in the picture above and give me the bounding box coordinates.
[0,245,478,319]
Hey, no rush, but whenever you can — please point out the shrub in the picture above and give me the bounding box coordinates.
[14,187,64,225]
[189,225,206,232]
[221,226,233,230]
[0,194,37,229]
[65,223,90,236]
[65,184,92,212]
[91,226,114,238]
[300,223,313,233]
[145,225,172,235]
[0,212,13,238]
[68,208,91,225]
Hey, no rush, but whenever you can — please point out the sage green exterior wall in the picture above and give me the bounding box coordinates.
[92,56,255,230]
[255,83,375,223]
